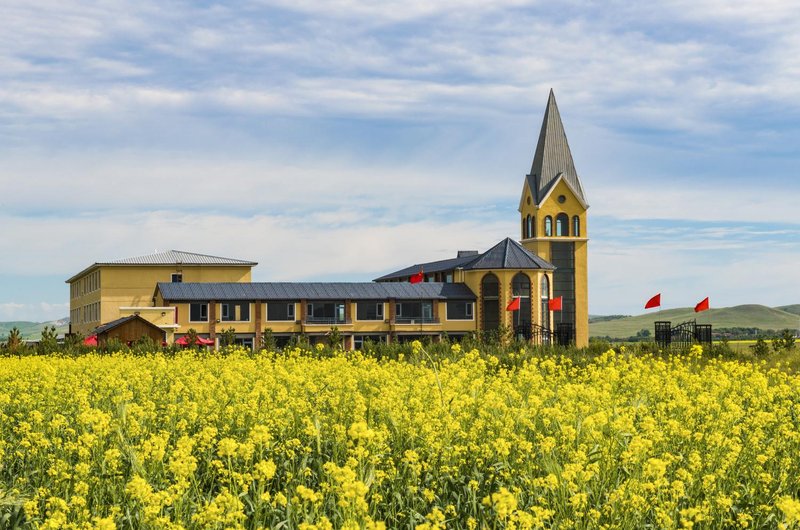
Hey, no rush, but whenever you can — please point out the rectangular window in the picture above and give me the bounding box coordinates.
[171,273,182,283]
[446,301,474,320]
[395,301,435,323]
[445,273,453,283]
[306,302,346,324]
[190,303,208,322]
[267,302,295,321]
[356,301,384,321]
[221,302,250,322]
[354,335,387,350]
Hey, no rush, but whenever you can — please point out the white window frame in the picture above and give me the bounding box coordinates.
[287,303,295,320]
[190,303,209,322]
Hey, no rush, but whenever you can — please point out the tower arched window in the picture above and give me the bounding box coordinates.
[556,213,569,236]
[521,218,526,239]
[526,215,532,239]
[544,216,553,237]
[572,216,580,237]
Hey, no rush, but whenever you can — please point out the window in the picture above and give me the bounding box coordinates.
[171,273,182,283]
[356,302,384,321]
[395,301,435,323]
[556,213,569,236]
[573,215,580,237]
[446,301,474,320]
[267,302,295,321]
[544,216,553,237]
[190,303,208,322]
[221,302,250,322]
[526,215,533,238]
[354,335,387,350]
[306,302,346,323]
[445,273,453,283]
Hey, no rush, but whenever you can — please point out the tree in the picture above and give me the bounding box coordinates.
[327,326,342,350]
[261,328,276,352]
[185,328,199,350]
[220,327,237,347]
[38,325,58,355]
[750,337,769,357]
[5,327,24,355]
[781,329,796,351]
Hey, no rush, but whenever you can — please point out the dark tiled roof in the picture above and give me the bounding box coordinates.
[157,282,476,302]
[374,255,479,281]
[527,89,587,206]
[375,238,554,281]
[463,238,555,270]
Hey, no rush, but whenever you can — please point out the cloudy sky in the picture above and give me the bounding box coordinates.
[1,0,799,321]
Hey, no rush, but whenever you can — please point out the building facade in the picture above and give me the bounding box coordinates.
[66,90,589,348]
[66,250,255,337]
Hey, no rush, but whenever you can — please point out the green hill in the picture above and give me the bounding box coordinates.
[590,304,800,339]
[778,305,800,317]
[0,319,70,341]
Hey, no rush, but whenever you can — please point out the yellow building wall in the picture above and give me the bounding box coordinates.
[158,299,477,344]
[461,269,553,335]
[519,178,589,347]
[68,264,252,337]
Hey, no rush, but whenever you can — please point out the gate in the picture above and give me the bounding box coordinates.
[654,319,713,349]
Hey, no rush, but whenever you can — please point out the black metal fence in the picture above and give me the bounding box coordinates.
[654,319,712,349]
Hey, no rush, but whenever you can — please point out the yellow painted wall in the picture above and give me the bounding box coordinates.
[68,264,252,337]
[462,269,553,334]
[519,178,589,347]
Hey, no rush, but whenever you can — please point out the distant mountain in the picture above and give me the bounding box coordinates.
[590,305,800,339]
[0,318,70,340]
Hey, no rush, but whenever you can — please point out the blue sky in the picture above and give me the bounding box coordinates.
[1,0,799,321]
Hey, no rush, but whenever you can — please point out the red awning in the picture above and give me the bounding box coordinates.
[175,336,214,346]
[84,335,98,346]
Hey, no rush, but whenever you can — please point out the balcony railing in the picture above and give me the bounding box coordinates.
[304,317,351,325]
[394,317,439,325]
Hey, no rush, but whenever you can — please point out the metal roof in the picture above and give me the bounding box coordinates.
[463,238,554,270]
[105,250,256,266]
[527,90,587,206]
[157,282,477,302]
[374,255,480,281]
[66,250,256,283]
[375,238,554,280]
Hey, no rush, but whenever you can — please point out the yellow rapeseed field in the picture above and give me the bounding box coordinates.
[2,345,800,529]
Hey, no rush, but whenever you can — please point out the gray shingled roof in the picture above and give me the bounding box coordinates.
[527,90,587,206]
[67,250,256,283]
[106,250,256,266]
[374,255,479,281]
[463,238,554,270]
[157,282,476,302]
[375,238,554,281]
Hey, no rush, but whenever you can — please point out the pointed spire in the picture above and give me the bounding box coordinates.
[527,90,586,205]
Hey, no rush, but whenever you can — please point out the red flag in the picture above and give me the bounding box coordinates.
[645,293,661,309]
[548,296,562,311]
[409,269,424,284]
[694,297,709,313]
[506,297,520,311]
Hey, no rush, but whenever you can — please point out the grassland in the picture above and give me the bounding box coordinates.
[590,304,799,339]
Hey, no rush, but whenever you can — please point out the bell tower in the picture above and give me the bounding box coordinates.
[519,90,589,347]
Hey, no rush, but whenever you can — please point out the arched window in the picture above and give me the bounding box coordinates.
[521,217,526,239]
[512,273,531,329]
[481,273,500,332]
[540,275,550,330]
[556,213,569,236]
[526,215,532,239]
[531,216,536,238]
[572,215,580,237]
[544,216,553,237]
